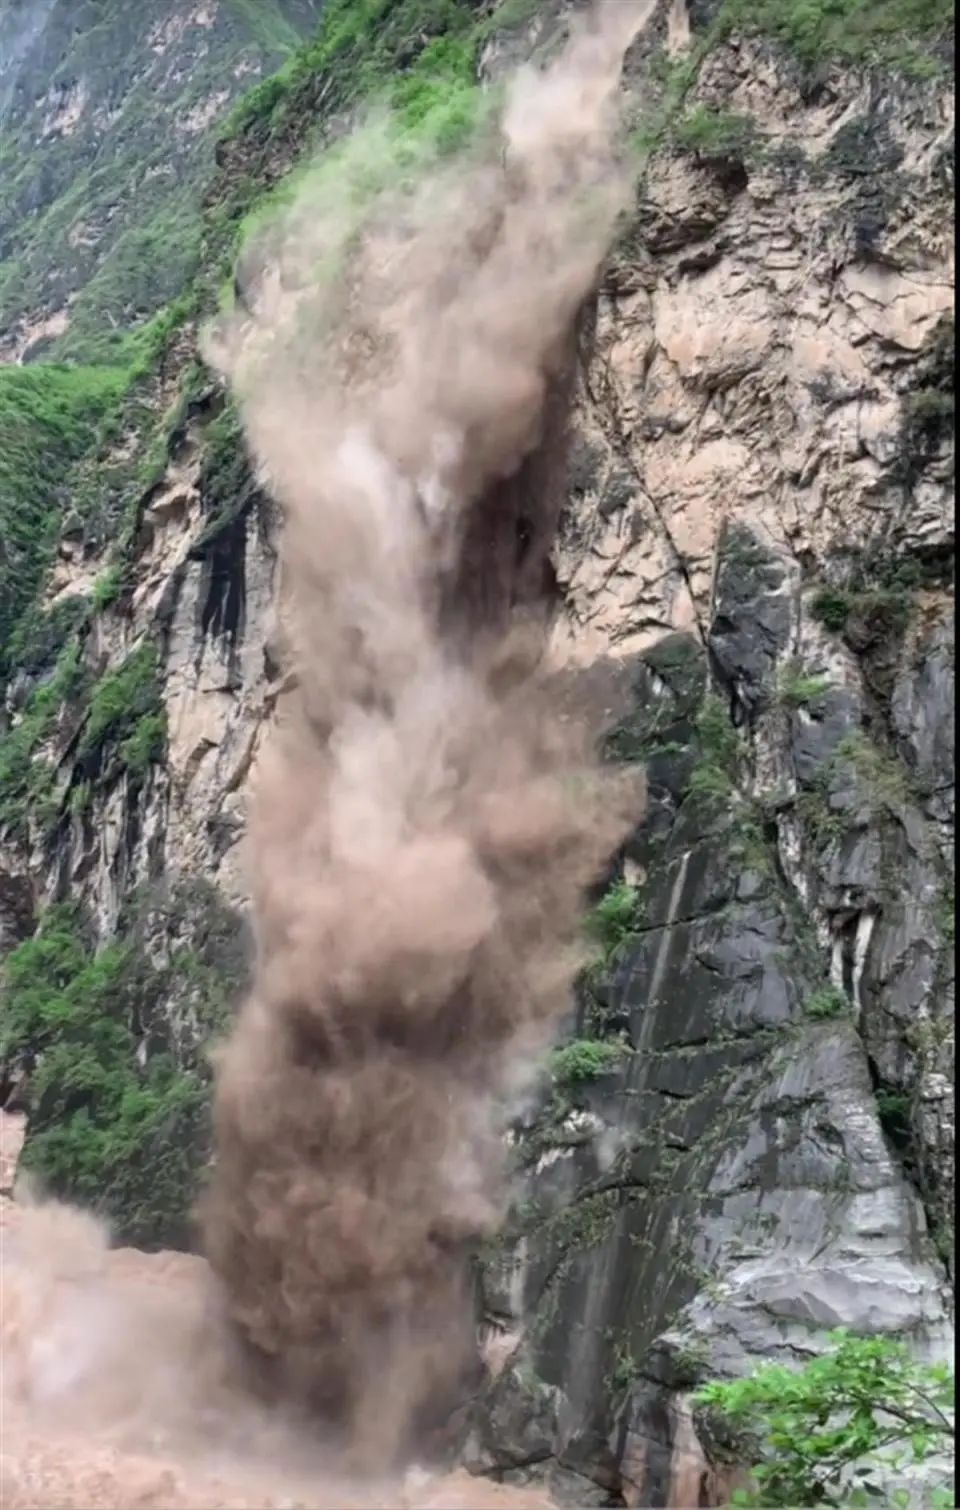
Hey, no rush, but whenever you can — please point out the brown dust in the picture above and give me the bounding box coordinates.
[2,2,653,1501]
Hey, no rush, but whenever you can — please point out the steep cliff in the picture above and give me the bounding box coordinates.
[0,0,954,1503]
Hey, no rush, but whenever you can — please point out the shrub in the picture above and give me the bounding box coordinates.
[805,985,850,1020]
[584,881,641,959]
[78,642,166,781]
[4,594,90,680]
[686,694,740,811]
[811,588,853,633]
[551,1038,627,1087]
[694,1329,955,1506]
[811,582,913,642]
[674,105,757,158]
[91,566,122,612]
[874,1087,911,1143]
[222,0,485,146]
[778,664,833,709]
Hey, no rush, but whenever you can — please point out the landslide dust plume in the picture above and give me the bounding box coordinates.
[198,0,652,1468]
[2,1118,553,1508]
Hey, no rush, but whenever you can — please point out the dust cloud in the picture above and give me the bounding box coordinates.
[1,1122,551,1508]
[199,0,649,1467]
[2,2,652,1502]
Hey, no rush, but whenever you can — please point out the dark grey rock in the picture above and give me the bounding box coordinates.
[707,525,792,716]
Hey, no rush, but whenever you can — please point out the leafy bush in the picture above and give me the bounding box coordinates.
[3,594,90,681]
[551,1038,627,1087]
[874,1086,911,1143]
[694,1329,955,1506]
[811,588,854,633]
[78,642,166,781]
[810,581,913,642]
[91,566,122,612]
[223,0,485,144]
[584,880,641,959]
[686,694,740,810]
[674,105,757,158]
[805,985,850,1020]
[0,295,195,690]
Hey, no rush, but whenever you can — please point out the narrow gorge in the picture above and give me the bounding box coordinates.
[0,1,954,1506]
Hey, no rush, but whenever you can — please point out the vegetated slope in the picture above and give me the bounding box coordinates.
[0,0,955,1504]
[0,0,321,679]
[0,0,322,364]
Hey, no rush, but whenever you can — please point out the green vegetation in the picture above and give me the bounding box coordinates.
[896,313,955,478]
[0,911,206,1248]
[551,1038,628,1087]
[811,587,856,634]
[0,644,89,839]
[91,566,123,612]
[630,0,951,161]
[777,663,833,709]
[609,1342,642,1394]
[627,49,707,162]
[834,732,912,815]
[78,643,166,780]
[720,0,953,73]
[902,386,955,430]
[804,985,850,1020]
[0,297,198,692]
[4,595,90,683]
[227,0,304,57]
[584,881,642,960]
[673,105,757,158]
[1,892,247,1246]
[0,633,165,836]
[810,580,913,641]
[195,402,257,548]
[0,364,126,675]
[939,885,955,946]
[694,1330,955,1506]
[687,694,740,810]
[223,0,489,146]
[874,1086,911,1143]
[0,3,306,361]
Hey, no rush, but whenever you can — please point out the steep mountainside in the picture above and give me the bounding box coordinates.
[0,0,954,1504]
[0,0,322,363]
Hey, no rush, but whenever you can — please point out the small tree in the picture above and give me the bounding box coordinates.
[693,1330,955,1507]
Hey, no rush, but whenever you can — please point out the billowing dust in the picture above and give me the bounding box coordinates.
[1,1126,551,1508]
[2,3,652,1503]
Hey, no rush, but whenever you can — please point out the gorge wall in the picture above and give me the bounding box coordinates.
[0,0,954,1504]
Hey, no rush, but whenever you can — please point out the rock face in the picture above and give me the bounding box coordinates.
[0,0,954,1503]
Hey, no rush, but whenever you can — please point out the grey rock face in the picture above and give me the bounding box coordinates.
[473,502,953,1499]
